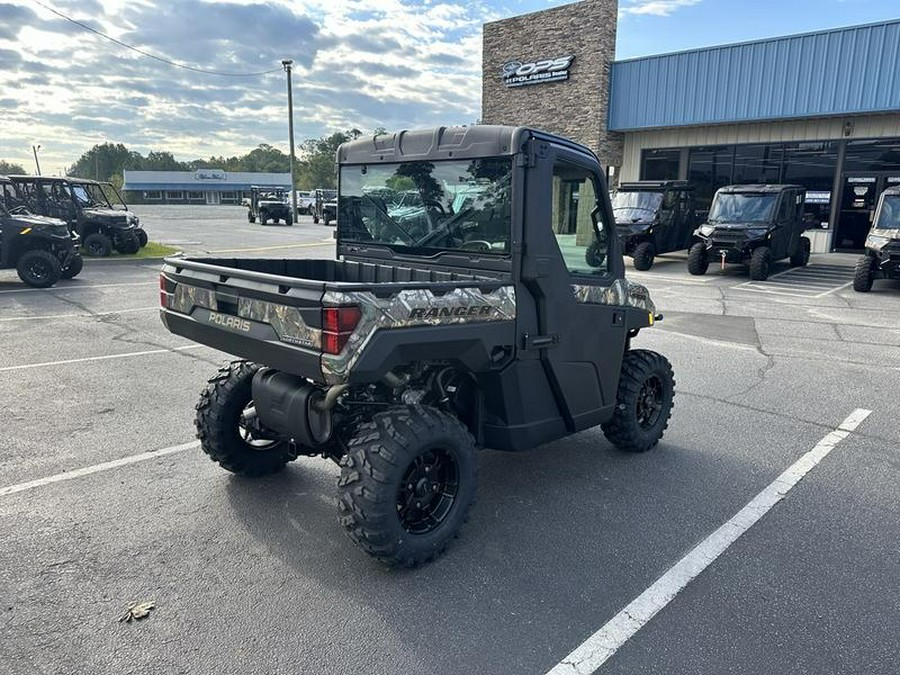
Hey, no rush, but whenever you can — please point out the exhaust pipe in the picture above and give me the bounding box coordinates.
[251,369,335,446]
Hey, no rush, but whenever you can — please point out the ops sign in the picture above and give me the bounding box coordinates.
[502,55,575,88]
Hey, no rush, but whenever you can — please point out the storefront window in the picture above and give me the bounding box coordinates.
[843,139,900,172]
[640,149,680,181]
[688,146,734,205]
[732,144,782,185]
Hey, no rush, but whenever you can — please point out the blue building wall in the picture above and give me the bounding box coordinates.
[609,20,900,131]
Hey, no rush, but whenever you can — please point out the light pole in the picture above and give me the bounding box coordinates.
[282,59,298,222]
[32,144,42,176]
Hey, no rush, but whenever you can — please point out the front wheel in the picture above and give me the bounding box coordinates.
[116,235,140,255]
[853,255,875,292]
[790,236,811,267]
[16,249,62,288]
[687,242,708,276]
[338,406,477,567]
[749,246,771,281]
[195,361,297,476]
[61,254,83,279]
[632,242,655,271]
[602,350,675,453]
[136,229,148,248]
[84,232,112,257]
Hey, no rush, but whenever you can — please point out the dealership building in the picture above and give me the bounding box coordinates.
[122,169,291,205]
[482,1,900,251]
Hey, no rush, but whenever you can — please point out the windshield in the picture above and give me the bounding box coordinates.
[70,182,112,208]
[611,191,662,223]
[320,189,337,201]
[1,181,19,215]
[709,193,777,224]
[101,183,128,209]
[339,158,512,256]
[873,196,900,231]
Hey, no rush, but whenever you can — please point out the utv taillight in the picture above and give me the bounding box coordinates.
[159,274,170,308]
[321,305,361,355]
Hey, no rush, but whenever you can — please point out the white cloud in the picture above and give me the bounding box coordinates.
[619,0,702,17]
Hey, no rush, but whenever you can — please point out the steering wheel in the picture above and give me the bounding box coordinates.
[424,200,446,215]
[459,240,492,252]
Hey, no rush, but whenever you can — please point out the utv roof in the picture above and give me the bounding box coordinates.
[337,125,598,166]
[7,175,102,185]
[717,184,805,194]
[618,180,693,191]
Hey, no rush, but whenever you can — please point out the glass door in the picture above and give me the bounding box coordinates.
[835,174,884,250]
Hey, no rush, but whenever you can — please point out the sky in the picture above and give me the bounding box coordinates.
[1,0,898,172]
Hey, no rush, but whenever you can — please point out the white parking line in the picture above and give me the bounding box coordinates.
[0,344,207,372]
[0,441,200,497]
[547,407,872,675]
[0,306,157,322]
[208,239,334,253]
[0,281,153,295]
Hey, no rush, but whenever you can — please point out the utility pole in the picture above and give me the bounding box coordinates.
[282,59,298,222]
[32,144,42,176]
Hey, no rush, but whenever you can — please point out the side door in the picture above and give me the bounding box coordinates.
[772,191,793,259]
[520,141,628,432]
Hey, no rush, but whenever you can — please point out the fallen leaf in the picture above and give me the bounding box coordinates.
[118,600,155,623]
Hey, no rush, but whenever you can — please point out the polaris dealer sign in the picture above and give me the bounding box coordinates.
[502,56,574,88]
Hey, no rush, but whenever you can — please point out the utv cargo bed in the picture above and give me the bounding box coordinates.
[160,256,516,386]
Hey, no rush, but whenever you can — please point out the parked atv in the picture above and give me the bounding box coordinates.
[853,185,900,292]
[248,186,292,225]
[159,125,675,567]
[1,175,82,287]
[312,188,337,225]
[688,184,810,281]
[596,181,697,271]
[9,176,143,257]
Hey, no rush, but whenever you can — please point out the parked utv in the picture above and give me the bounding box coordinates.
[9,176,144,257]
[596,181,697,270]
[0,175,82,287]
[688,184,810,281]
[312,188,337,225]
[248,186,292,225]
[853,185,900,292]
[159,126,675,568]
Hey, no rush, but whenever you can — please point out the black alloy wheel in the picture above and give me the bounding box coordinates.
[16,249,62,288]
[635,374,663,429]
[396,447,460,535]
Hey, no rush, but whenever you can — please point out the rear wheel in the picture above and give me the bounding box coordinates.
[585,239,605,268]
[790,236,811,267]
[116,235,140,255]
[17,249,62,288]
[313,213,320,224]
[259,212,268,226]
[248,213,256,223]
[338,406,477,567]
[853,255,875,292]
[84,233,112,257]
[687,242,708,275]
[195,361,297,476]
[749,246,771,280]
[60,254,83,279]
[286,214,293,226]
[324,214,332,227]
[602,350,675,453]
[632,242,655,271]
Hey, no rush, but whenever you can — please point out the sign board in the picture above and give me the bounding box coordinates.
[502,56,574,88]
[805,191,831,204]
[195,170,227,181]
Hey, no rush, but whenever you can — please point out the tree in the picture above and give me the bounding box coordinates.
[295,129,366,189]
[67,143,142,181]
[0,160,26,175]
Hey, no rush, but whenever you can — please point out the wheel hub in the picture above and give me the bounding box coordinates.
[636,375,663,429]
[397,448,458,535]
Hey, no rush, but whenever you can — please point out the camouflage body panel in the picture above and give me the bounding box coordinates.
[321,285,516,384]
[571,278,656,314]
[169,285,321,349]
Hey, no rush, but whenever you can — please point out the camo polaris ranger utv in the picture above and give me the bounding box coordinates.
[159,126,675,567]
[853,185,900,292]
[0,175,82,287]
[10,176,144,256]
[248,186,292,225]
[595,180,697,271]
[688,184,811,281]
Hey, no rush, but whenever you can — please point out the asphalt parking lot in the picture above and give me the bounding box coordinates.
[2,208,898,675]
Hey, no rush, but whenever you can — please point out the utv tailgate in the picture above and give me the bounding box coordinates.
[159,257,516,385]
